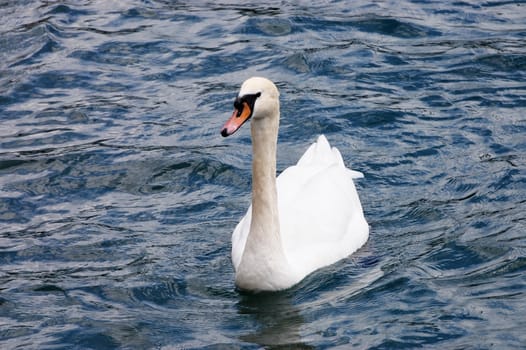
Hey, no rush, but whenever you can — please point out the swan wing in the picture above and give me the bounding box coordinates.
[277,135,369,277]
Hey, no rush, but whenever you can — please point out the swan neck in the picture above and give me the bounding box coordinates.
[236,102,294,291]
[250,117,279,231]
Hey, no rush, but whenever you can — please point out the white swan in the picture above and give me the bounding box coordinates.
[221,77,369,292]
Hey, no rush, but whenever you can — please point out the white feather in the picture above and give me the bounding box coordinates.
[227,78,369,292]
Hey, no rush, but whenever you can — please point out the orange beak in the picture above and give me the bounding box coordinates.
[221,101,252,137]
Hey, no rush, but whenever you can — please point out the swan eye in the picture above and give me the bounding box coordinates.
[234,97,243,111]
[233,92,261,118]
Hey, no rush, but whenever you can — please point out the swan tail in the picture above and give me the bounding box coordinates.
[347,169,364,179]
[297,135,344,167]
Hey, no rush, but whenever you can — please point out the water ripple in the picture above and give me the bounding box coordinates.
[1,0,525,348]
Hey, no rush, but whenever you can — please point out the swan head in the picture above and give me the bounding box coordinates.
[221,77,280,137]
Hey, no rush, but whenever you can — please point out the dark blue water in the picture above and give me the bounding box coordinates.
[1,1,525,348]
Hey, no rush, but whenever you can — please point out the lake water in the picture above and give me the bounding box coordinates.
[1,1,525,348]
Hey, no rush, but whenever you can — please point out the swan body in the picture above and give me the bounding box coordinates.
[221,77,369,292]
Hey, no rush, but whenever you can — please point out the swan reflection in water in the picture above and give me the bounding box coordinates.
[236,289,314,349]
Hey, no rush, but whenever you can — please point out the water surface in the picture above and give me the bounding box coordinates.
[1,1,525,348]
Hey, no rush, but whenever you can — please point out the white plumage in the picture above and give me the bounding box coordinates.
[222,77,369,292]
